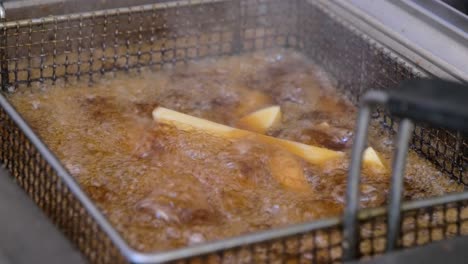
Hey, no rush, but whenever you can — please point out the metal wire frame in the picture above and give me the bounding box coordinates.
[342,90,416,260]
[0,0,467,263]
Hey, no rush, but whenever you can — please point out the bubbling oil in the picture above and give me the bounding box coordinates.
[9,49,463,252]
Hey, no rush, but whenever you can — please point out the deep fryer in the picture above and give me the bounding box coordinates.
[0,0,467,263]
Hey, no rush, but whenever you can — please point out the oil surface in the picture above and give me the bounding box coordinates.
[9,49,463,252]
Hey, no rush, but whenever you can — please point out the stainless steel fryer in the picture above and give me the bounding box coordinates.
[0,0,467,263]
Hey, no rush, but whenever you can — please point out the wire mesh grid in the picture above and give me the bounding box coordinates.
[398,202,468,248]
[0,104,126,263]
[0,0,467,263]
[0,0,240,89]
[355,199,468,260]
[296,0,467,186]
[171,225,343,264]
[0,0,301,90]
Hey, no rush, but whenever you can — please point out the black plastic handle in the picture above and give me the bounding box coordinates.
[388,78,468,134]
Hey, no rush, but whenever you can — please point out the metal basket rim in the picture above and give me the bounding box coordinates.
[0,0,227,29]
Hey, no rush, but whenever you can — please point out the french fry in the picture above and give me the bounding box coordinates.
[153,107,388,190]
[363,147,386,173]
[255,135,344,165]
[153,106,241,137]
[153,107,344,165]
[237,105,282,134]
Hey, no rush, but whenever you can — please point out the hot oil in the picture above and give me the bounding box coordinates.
[9,49,463,252]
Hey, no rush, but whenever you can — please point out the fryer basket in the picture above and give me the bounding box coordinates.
[0,0,467,263]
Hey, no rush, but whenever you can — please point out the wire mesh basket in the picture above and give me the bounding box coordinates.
[0,0,467,263]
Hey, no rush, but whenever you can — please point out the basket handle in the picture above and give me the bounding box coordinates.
[388,78,468,134]
[343,78,468,261]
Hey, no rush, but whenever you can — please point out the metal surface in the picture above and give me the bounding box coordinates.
[405,0,468,37]
[338,0,468,84]
[1,0,173,21]
[386,119,413,252]
[343,104,371,261]
[353,235,468,264]
[343,91,388,260]
[0,3,5,20]
[441,0,468,15]
[0,0,467,263]
[0,3,6,92]
[0,168,86,264]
